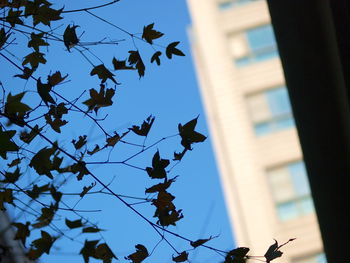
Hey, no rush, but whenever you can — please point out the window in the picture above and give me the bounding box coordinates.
[218,0,260,10]
[247,86,294,135]
[267,161,315,221]
[229,24,278,67]
[292,253,327,263]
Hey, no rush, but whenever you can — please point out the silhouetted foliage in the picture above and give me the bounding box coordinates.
[0,1,294,262]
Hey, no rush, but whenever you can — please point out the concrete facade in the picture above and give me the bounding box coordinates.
[186,1,324,262]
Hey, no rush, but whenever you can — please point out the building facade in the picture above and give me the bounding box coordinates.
[186,0,325,262]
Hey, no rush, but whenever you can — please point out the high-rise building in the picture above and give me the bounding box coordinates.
[186,1,325,262]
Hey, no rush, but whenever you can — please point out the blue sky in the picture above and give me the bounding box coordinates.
[0,0,234,262]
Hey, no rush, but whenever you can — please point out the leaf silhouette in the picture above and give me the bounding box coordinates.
[178,116,206,150]
[0,127,19,159]
[190,236,216,248]
[130,115,155,137]
[28,32,49,52]
[29,146,58,179]
[90,64,117,84]
[32,204,57,228]
[112,57,134,70]
[12,222,31,246]
[125,244,149,263]
[95,243,117,263]
[146,150,170,179]
[151,51,162,66]
[47,71,67,86]
[27,231,56,260]
[128,50,145,78]
[20,124,42,144]
[172,251,188,262]
[83,84,115,113]
[63,25,79,51]
[65,218,83,229]
[82,227,104,233]
[5,92,32,118]
[72,135,87,150]
[145,176,177,193]
[224,247,249,263]
[80,239,99,263]
[264,240,283,263]
[23,51,46,69]
[142,23,164,44]
[80,182,96,197]
[0,189,14,210]
[166,41,185,59]
[1,167,21,183]
[37,77,55,106]
[26,184,50,199]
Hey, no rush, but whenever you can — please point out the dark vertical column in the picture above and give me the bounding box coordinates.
[266,1,350,263]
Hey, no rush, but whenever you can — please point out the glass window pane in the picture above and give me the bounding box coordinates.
[268,167,295,202]
[247,25,277,53]
[289,162,310,196]
[266,87,292,116]
[277,202,298,221]
[299,197,315,215]
[247,93,271,123]
[247,86,295,135]
[218,1,233,10]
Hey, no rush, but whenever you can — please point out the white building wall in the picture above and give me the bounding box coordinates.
[187,0,324,262]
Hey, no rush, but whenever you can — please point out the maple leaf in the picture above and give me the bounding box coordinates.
[190,235,217,248]
[224,247,250,263]
[80,182,96,197]
[4,92,32,125]
[125,244,149,263]
[20,124,42,144]
[172,251,188,262]
[0,189,14,210]
[142,23,164,44]
[166,41,185,59]
[32,204,57,228]
[65,218,83,229]
[0,127,19,159]
[1,167,21,183]
[128,50,145,78]
[178,116,206,150]
[80,239,99,263]
[28,231,56,260]
[146,150,170,179]
[45,113,67,133]
[112,57,134,70]
[145,176,177,194]
[63,25,79,51]
[29,145,58,179]
[130,115,155,136]
[32,5,63,26]
[37,77,55,106]
[0,27,10,49]
[6,9,23,27]
[151,51,162,66]
[12,222,31,246]
[90,64,117,84]
[14,67,35,79]
[26,184,50,199]
[47,71,68,86]
[72,135,87,150]
[95,243,117,263]
[28,32,49,52]
[82,227,104,233]
[105,131,128,147]
[83,84,115,113]
[264,239,295,263]
[22,51,46,69]
[7,157,23,168]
